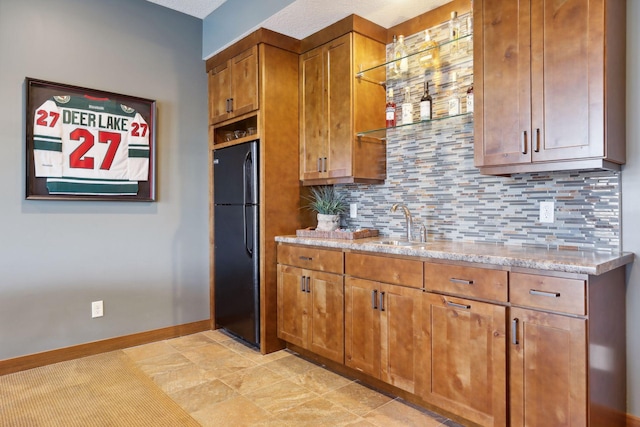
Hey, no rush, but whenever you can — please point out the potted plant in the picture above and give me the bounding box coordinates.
[305,186,347,232]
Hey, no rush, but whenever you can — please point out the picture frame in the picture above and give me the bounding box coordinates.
[25,78,157,201]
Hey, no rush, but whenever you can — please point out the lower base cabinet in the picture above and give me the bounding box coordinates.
[344,276,422,394]
[277,264,344,364]
[509,307,587,427]
[418,292,507,427]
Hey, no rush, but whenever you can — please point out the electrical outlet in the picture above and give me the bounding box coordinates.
[350,203,358,219]
[539,201,555,223]
[91,300,104,318]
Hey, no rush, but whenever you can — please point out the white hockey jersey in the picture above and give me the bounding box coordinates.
[32,95,150,195]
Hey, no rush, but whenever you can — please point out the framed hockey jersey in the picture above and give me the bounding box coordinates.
[25,78,156,201]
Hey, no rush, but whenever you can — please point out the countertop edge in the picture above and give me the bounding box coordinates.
[275,236,635,276]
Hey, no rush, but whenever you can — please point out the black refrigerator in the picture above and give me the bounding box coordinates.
[213,140,260,347]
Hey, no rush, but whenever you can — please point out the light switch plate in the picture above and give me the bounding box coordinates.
[350,203,357,219]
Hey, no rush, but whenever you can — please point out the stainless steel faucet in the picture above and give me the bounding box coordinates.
[390,203,413,241]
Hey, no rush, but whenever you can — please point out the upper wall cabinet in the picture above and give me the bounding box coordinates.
[209,46,259,125]
[474,0,626,175]
[299,30,386,186]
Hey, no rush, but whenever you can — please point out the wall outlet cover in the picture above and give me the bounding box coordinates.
[91,300,104,318]
[539,201,555,223]
[350,203,357,219]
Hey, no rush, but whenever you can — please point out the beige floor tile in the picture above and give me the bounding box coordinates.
[151,362,211,394]
[222,340,289,365]
[189,349,258,379]
[190,395,271,427]
[166,332,215,352]
[133,352,193,378]
[323,381,395,417]
[200,329,235,343]
[219,365,287,395]
[266,396,365,427]
[122,340,179,362]
[168,379,237,413]
[262,353,319,377]
[363,399,448,427]
[290,365,355,395]
[244,378,319,415]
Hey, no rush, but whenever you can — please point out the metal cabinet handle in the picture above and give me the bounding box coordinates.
[306,276,311,293]
[300,276,306,292]
[322,157,327,172]
[371,290,378,310]
[534,128,540,152]
[512,318,519,345]
[446,301,471,310]
[529,289,560,298]
[299,256,312,261]
[317,158,322,172]
[522,131,528,154]
[229,97,234,113]
[379,292,385,312]
[449,278,474,285]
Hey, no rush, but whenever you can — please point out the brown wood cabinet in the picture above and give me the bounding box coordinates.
[509,270,627,427]
[419,292,507,427]
[344,276,422,394]
[299,32,386,185]
[207,32,301,354]
[473,0,626,175]
[277,263,344,364]
[209,46,259,125]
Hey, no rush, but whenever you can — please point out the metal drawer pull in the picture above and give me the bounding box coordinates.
[299,256,313,261]
[446,301,471,310]
[529,289,560,298]
[512,318,519,345]
[317,158,322,172]
[300,276,306,292]
[306,276,311,293]
[534,128,541,152]
[522,131,528,154]
[379,292,385,312]
[371,290,378,310]
[450,278,474,285]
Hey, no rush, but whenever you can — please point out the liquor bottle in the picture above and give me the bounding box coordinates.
[419,29,439,71]
[466,84,474,113]
[448,72,461,116]
[467,1,473,35]
[449,11,460,57]
[389,35,397,76]
[394,35,409,75]
[401,86,413,125]
[385,88,397,127]
[420,81,433,121]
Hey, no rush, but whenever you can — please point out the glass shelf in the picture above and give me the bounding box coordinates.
[357,112,473,140]
[356,33,473,82]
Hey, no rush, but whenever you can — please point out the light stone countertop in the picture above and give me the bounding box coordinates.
[275,235,634,276]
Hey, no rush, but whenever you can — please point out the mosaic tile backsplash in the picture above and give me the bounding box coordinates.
[336,12,621,252]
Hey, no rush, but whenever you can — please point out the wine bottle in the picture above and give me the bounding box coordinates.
[420,81,433,121]
[401,86,413,125]
[394,35,409,75]
[385,88,396,127]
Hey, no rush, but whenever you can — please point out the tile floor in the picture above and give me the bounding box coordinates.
[123,330,465,427]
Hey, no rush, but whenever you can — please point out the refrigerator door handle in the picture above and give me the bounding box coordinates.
[243,151,253,257]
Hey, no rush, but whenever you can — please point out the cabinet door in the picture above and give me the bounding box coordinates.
[419,293,507,427]
[510,307,587,427]
[277,265,309,348]
[209,61,231,125]
[325,33,353,179]
[308,271,344,363]
[379,283,422,394]
[230,46,259,119]
[299,46,326,181]
[530,0,604,162]
[345,277,381,378]
[474,0,531,167]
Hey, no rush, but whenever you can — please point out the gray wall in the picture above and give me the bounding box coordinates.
[0,0,209,360]
[624,0,640,416]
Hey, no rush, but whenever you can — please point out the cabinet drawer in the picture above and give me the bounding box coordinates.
[424,262,508,303]
[277,244,343,274]
[345,252,423,289]
[510,273,586,316]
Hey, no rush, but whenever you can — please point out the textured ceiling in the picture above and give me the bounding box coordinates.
[146,0,450,39]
